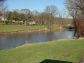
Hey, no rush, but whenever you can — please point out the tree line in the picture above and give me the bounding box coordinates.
[1,4,59,26]
[0,0,70,27]
[0,0,74,29]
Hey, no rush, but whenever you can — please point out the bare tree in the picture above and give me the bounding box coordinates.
[0,0,5,14]
[65,0,84,38]
[0,0,7,23]
[44,5,58,30]
[45,5,58,17]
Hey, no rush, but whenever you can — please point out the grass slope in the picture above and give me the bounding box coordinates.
[0,39,84,63]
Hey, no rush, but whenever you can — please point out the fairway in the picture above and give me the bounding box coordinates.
[0,39,84,63]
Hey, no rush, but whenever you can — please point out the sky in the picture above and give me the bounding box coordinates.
[6,0,65,12]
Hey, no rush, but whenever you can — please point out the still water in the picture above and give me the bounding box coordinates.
[0,31,74,50]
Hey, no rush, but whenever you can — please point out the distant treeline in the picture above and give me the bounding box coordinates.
[0,3,73,25]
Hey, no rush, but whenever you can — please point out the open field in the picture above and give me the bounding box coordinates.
[0,39,84,63]
[0,24,62,33]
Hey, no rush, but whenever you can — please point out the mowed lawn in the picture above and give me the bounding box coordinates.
[0,24,47,32]
[0,24,60,32]
[0,39,84,63]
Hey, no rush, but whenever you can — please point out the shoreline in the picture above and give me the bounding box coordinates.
[15,38,84,49]
[0,38,83,51]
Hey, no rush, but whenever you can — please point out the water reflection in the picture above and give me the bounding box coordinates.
[0,31,74,50]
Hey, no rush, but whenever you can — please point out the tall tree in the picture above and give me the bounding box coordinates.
[32,10,40,24]
[0,0,7,23]
[44,5,58,29]
[65,0,84,38]
[0,0,6,15]
[20,9,32,25]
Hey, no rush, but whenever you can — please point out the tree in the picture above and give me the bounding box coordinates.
[0,0,6,10]
[0,0,6,16]
[65,0,84,38]
[65,0,84,20]
[12,11,20,21]
[6,11,21,24]
[44,5,58,30]
[6,11,12,23]
[0,0,7,23]
[20,9,33,25]
[45,5,58,17]
[32,10,40,24]
[32,10,39,16]
[19,13,25,21]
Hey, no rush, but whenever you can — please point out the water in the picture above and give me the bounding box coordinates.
[0,31,74,50]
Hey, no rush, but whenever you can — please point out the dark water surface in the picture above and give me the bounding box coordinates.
[0,31,74,50]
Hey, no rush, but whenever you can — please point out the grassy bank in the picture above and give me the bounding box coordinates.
[0,24,63,33]
[0,39,84,63]
[0,24,46,32]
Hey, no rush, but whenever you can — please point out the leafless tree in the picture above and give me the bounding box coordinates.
[0,0,5,14]
[0,0,7,23]
[44,5,58,30]
[65,0,84,38]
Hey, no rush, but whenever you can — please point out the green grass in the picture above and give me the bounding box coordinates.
[0,39,84,63]
[0,24,61,32]
[0,24,47,32]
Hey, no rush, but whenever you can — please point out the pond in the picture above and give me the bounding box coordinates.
[0,31,74,50]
